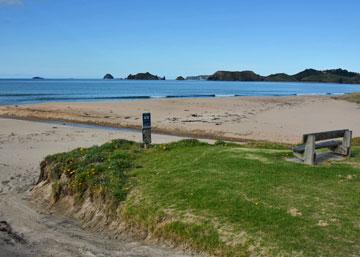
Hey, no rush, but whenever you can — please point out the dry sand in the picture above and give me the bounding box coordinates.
[0,96,359,143]
[0,118,198,257]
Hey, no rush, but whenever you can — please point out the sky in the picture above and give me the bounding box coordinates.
[0,0,359,79]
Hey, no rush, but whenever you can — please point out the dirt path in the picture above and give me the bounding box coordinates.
[0,118,197,257]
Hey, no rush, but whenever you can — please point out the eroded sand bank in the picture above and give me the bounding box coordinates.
[0,118,196,257]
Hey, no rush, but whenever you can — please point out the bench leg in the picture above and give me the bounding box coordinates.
[344,130,352,157]
[304,135,316,165]
[334,130,352,157]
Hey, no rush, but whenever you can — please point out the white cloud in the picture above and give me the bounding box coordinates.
[0,0,23,5]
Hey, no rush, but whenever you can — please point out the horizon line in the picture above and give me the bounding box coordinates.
[0,67,359,80]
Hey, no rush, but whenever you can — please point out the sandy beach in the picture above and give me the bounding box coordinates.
[0,96,359,256]
[1,95,359,143]
[2,1,360,255]
[0,118,197,257]
[0,95,359,255]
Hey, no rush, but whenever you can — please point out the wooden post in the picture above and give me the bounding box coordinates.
[142,113,151,148]
[343,130,352,157]
[304,135,316,165]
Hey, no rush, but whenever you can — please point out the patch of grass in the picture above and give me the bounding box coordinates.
[215,139,291,150]
[44,139,140,203]
[44,139,360,257]
[353,137,360,146]
[242,140,291,150]
[334,93,360,104]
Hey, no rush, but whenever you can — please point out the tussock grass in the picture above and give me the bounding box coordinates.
[353,137,360,146]
[43,139,360,257]
[334,93,360,104]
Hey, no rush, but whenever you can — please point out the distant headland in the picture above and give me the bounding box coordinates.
[98,68,360,84]
[206,68,360,84]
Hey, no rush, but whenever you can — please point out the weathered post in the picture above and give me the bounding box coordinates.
[142,113,152,148]
[343,130,352,157]
[334,130,353,156]
[304,135,316,165]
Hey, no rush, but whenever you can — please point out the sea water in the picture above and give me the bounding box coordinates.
[1,79,360,105]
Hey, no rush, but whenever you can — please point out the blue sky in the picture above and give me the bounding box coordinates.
[0,0,359,78]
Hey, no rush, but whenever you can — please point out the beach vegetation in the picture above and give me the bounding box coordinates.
[41,139,360,257]
[334,92,360,104]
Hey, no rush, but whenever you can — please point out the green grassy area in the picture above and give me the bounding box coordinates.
[44,139,360,257]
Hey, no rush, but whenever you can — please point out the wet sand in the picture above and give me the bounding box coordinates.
[0,96,359,143]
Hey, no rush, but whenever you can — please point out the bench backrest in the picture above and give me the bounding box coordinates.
[303,129,349,143]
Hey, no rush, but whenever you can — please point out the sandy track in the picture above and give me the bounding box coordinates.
[0,96,359,143]
[0,118,197,257]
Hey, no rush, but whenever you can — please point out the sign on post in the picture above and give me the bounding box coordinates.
[142,113,151,147]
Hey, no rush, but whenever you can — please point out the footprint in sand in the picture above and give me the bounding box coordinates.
[0,221,27,245]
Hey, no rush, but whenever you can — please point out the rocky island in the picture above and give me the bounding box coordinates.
[32,76,44,80]
[127,72,165,80]
[207,68,360,84]
[103,73,114,80]
[176,76,185,80]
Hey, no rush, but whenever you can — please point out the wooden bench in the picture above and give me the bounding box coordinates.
[293,129,352,165]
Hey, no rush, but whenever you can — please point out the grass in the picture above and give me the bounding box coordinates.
[333,93,360,104]
[353,137,360,146]
[44,140,139,203]
[43,139,360,257]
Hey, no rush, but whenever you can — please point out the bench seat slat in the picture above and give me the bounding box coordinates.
[303,129,348,143]
[293,140,342,154]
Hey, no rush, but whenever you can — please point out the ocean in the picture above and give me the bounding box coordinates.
[1,79,360,105]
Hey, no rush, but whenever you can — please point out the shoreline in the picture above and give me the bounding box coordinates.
[0,115,252,144]
[0,91,353,107]
[1,95,360,144]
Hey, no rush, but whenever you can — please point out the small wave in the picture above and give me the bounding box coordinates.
[215,94,236,97]
[296,93,328,96]
[33,96,152,101]
[150,95,167,99]
[165,94,216,98]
